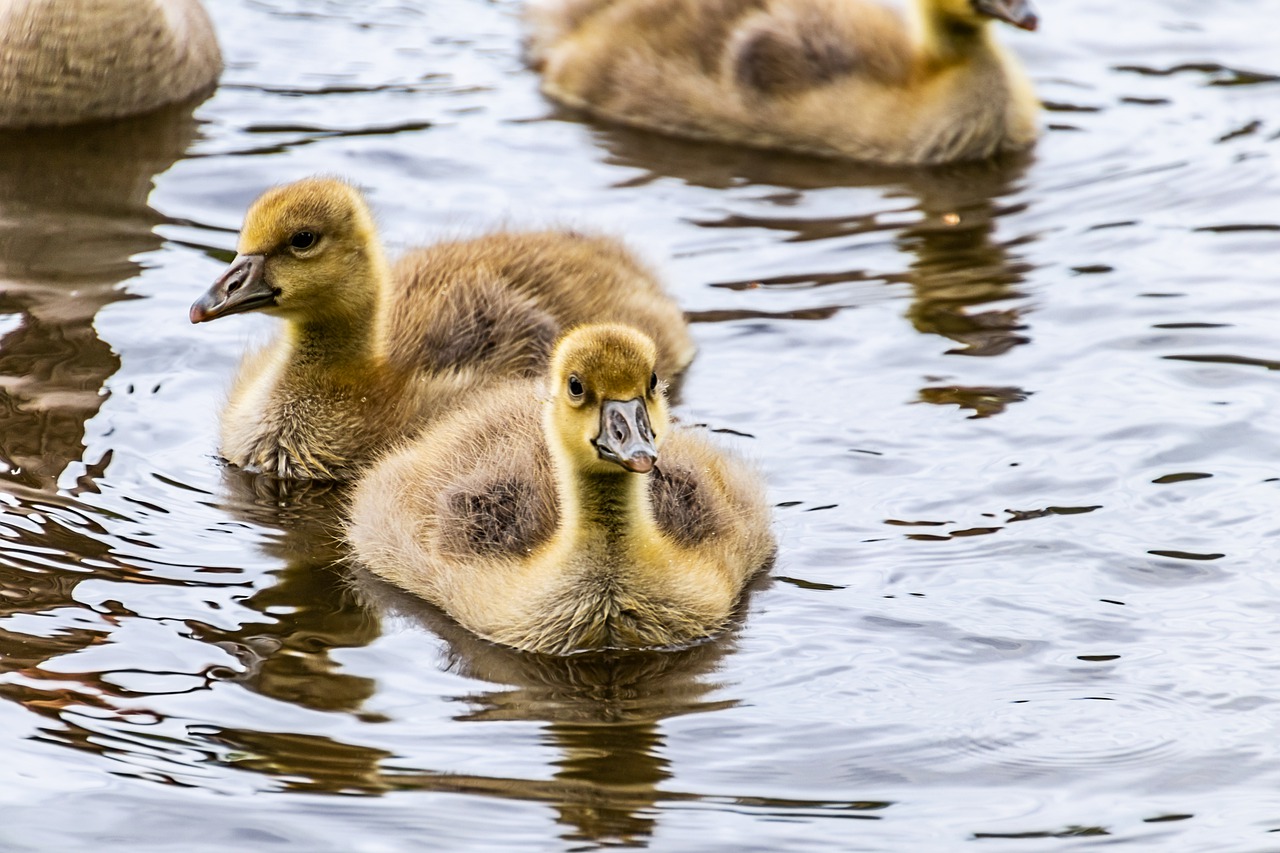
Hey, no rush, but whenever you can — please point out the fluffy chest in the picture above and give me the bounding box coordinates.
[219,345,403,479]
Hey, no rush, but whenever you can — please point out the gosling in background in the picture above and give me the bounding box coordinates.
[0,0,222,127]
[190,178,695,480]
[527,0,1039,165]
[347,324,774,655]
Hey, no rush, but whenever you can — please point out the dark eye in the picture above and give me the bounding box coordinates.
[568,374,584,398]
[289,231,316,250]
[649,372,658,392]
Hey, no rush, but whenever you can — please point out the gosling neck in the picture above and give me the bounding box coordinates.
[910,2,996,66]
[285,245,393,370]
[545,410,655,550]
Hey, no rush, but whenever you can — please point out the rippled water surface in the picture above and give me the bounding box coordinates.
[2,1,1279,849]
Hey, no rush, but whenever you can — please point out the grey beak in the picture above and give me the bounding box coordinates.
[974,0,1037,30]
[190,254,274,323]
[595,397,657,474]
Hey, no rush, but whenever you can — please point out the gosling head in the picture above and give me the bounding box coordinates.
[546,324,670,476]
[932,0,1038,30]
[190,177,384,325]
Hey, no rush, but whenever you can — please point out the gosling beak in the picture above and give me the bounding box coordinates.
[974,0,1037,30]
[595,398,657,474]
[189,254,275,324]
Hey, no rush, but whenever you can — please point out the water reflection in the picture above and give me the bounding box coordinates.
[354,571,746,846]
[894,160,1033,360]
[385,602,889,846]
[0,101,203,751]
[191,473,379,713]
[0,102,202,490]
[0,489,217,779]
[594,125,1036,413]
[0,500,120,674]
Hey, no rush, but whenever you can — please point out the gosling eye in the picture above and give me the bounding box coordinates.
[567,374,584,399]
[649,372,658,393]
[289,231,317,250]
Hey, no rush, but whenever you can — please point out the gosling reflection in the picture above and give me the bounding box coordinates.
[0,313,118,488]
[594,126,1035,413]
[187,471,380,713]
[0,103,200,489]
[354,568,744,846]
[895,160,1033,359]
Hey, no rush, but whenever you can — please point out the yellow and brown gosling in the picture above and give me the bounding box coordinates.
[527,0,1039,165]
[0,0,222,127]
[347,324,774,654]
[190,177,694,480]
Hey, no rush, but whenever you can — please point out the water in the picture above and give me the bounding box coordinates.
[1,0,1279,849]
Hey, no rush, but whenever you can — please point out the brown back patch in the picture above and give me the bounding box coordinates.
[650,463,718,546]
[413,282,559,378]
[443,477,556,557]
[735,14,882,96]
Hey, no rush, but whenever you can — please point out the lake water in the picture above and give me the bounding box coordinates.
[1,1,1279,849]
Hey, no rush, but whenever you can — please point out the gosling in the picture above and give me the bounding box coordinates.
[527,0,1039,165]
[0,0,222,127]
[347,324,775,654]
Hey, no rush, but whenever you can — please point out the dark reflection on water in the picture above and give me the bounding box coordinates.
[191,473,378,713]
[345,571,886,845]
[597,126,1035,414]
[354,573,743,845]
[894,162,1032,361]
[0,102,199,490]
[0,498,224,780]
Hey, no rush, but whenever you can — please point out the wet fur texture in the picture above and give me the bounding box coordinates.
[211,179,694,480]
[527,0,1039,164]
[347,325,774,655]
[0,0,222,127]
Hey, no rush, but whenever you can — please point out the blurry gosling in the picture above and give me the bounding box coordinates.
[0,0,222,127]
[347,324,775,655]
[527,0,1040,165]
[190,177,694,480]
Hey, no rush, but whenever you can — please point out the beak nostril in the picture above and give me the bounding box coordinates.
[193,254,271,322]
[598,399,657,471]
